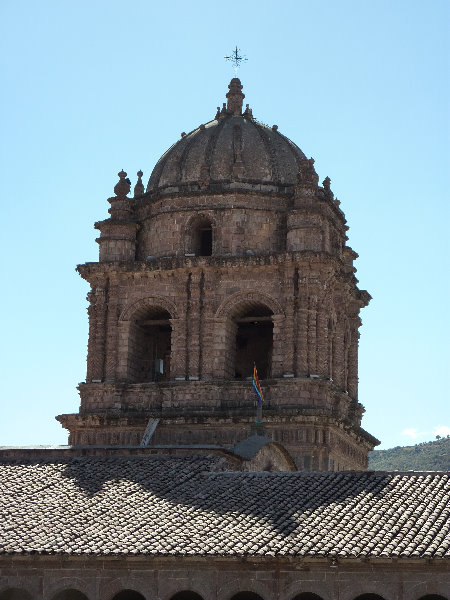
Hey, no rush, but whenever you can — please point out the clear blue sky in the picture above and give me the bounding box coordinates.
[1,0,448,449]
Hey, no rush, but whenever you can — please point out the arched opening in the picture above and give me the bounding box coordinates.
[129,307,172,382]
[188,217,213,256]
[230,594,264,600]
[292,594,324,600]
[170,593,204,600]
[111,592,146,600]
[234,304,273,380]
[417,596,448,600]
[0,591,32,600]
[52,591,89,600]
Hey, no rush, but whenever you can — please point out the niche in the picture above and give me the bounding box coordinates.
[187,216,213,256]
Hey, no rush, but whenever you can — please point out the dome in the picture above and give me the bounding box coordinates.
[146,79,306,194]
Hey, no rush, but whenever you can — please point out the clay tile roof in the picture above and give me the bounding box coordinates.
[0,455,449,559]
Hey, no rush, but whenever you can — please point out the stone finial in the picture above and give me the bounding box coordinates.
[215,107,221,119]
[243,103,253,118]
[134,170,145,197]
[114,170,131,198]
[323,176,334,199]
[297,158,319,186]
[226,78,245,116]
[220,102,227,117]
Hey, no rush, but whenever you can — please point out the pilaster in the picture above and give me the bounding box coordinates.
[85,282,108,382]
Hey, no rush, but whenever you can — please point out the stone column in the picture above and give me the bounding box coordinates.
[221,319,238,379]
[281,265,296,376]
[307,294,318,375]
[333,316,346,391]
[186,270,202,380]
[104,279,120,383]
[86,283,107,382]
[296,290,309,376]
[271,315,284,378]
[169,318,185,380]
[347,317,361,400]
[116,320,131,381]
[317,303,329,378]
[201,317,218,380]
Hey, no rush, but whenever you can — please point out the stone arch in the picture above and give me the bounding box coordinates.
[230,593,265,600]
[280,585,331,600]
[0,590,32,600]
[340,586,394,600]
[405,580,449,600]
[184,213,217,256]
[51,591,89,600]
[169,593,205,600]
[215,290,284,319]
[215,291,284,380]
[218,579,270,600]
[161,581,212,600]
[292,594,325,600]
[110,592,146,600]
[120,296,179,322]
[119,296,178,383]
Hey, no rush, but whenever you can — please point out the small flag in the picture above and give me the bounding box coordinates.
[252,364,264,406]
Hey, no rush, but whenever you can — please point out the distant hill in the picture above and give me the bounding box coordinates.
[368,437,450,471]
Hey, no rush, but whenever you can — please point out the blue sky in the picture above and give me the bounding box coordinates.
[0,0,448,449]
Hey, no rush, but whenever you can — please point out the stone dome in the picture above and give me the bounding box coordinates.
[146,79,307,194]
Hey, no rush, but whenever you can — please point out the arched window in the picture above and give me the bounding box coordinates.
[170,593,204,600]
[230,594,264,600]
[111,592,146,600]
[417,596,448,600]
[292,594,324,600]
[128,307,172,382]
[0,591,32,600]
[52,591,89,600]
[187,217,213,256]
[234,304,273,380]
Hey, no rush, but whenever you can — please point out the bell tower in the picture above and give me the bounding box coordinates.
[57,79,379,470]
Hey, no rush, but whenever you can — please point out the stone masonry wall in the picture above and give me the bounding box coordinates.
[1,555,448,600]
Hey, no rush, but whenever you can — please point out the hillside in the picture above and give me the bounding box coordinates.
[368,437,450,471]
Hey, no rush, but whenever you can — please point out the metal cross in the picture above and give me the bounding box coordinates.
[224,46,248,73]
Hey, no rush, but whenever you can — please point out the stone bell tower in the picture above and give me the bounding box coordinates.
[57,78,379,470]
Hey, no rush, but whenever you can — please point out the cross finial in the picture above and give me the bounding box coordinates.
[224,46,248,74]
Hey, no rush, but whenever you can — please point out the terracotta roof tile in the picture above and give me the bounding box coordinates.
[0,455,448,559]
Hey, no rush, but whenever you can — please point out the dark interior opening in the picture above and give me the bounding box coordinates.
[234,306,273,380]
[52,592,89,600]
[189,217,213,257]
[0,591,33,600]
[199,226,212,256]
[170,593,204,600]
[230,594,264,600]
[112,592,146,600]
[134,309,171,382]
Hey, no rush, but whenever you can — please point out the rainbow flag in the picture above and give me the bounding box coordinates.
[252,364,264,406]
